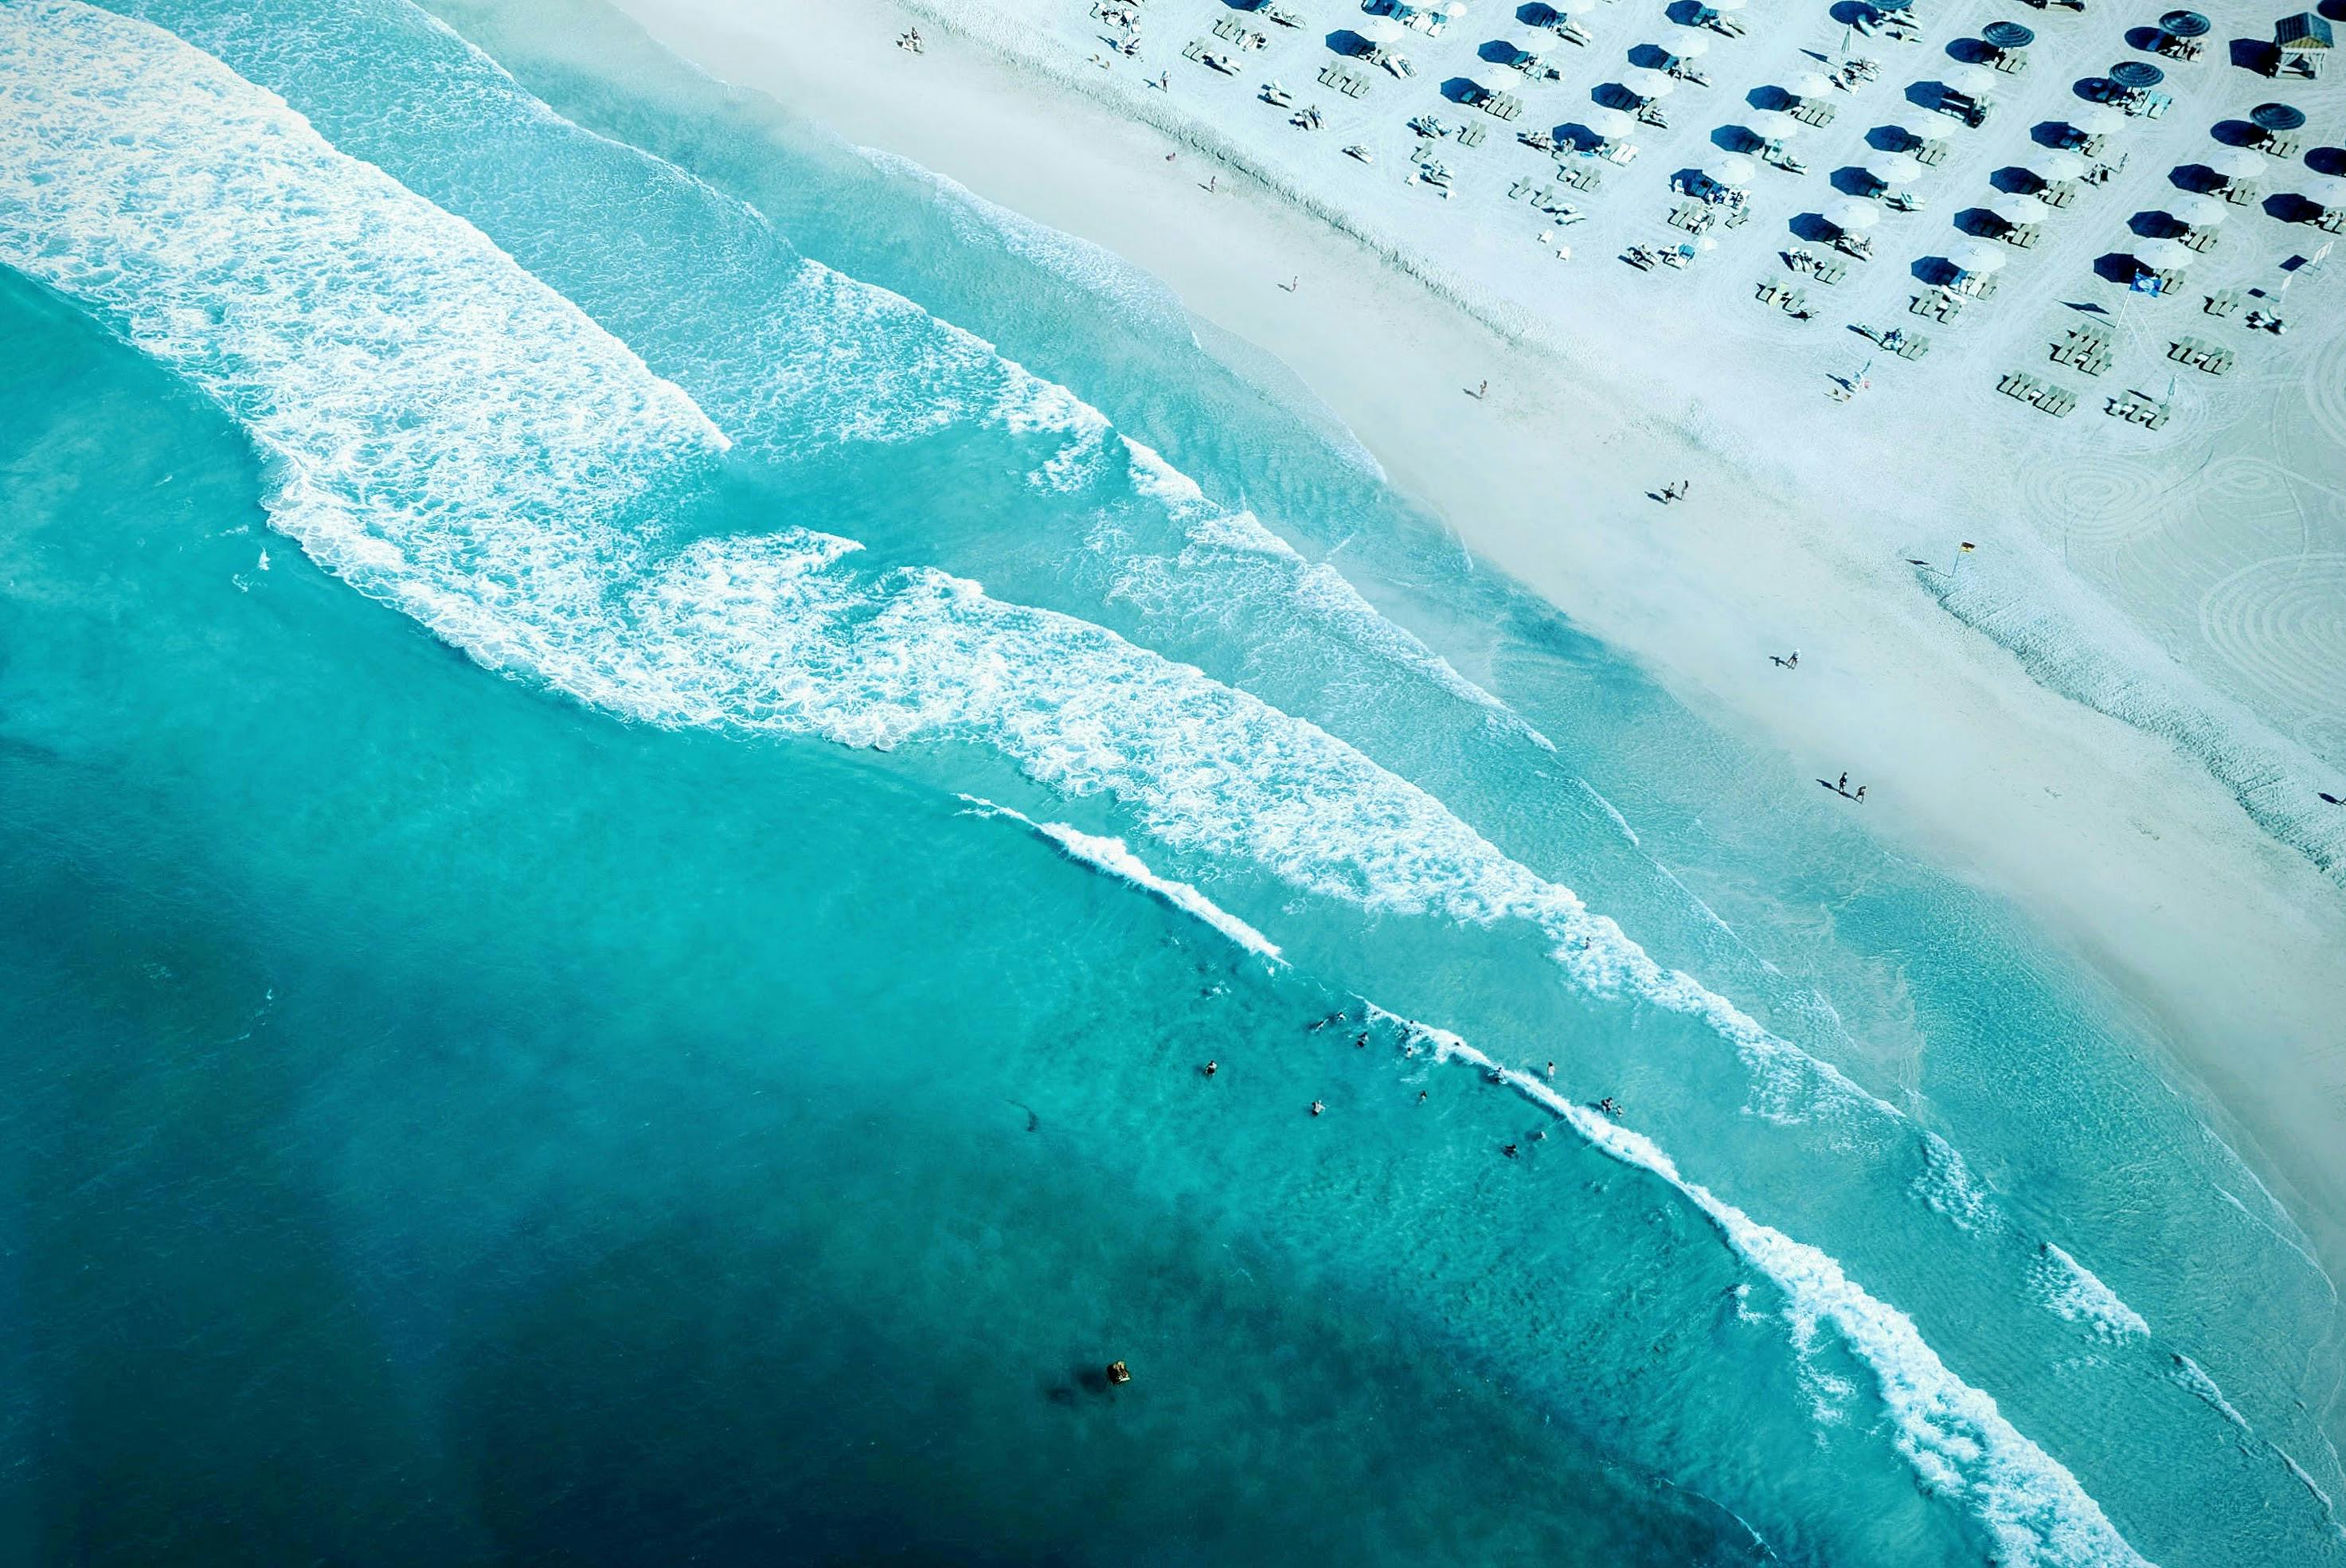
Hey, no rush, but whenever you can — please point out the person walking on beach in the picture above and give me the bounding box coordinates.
[1855,785,1867,803]
[1476,379,1489,399]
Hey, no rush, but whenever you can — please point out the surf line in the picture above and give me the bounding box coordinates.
[958,795,1284,965]
[964,794,2148,1567]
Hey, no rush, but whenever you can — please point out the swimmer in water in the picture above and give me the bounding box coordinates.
[1203,1060,1218,1077]
[1311,1100,1325,1116]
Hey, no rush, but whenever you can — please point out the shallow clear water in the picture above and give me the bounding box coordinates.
[0,1,2340,1562]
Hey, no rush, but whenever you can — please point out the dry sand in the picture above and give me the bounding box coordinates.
[603,0,2346,1311]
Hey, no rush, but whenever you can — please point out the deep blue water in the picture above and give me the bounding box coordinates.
[0,1,2340,1562]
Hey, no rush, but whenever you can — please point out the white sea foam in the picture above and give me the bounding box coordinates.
[0,14,2144,1559]
[958,796,1283,962]
[2033,1244,2150,1343]
[2169,1353,2253,1433]
[1398,1027,2153,1568]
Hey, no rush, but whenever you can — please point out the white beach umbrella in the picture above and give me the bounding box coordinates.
[1989,192,2050,224]
[1360,17,1407,43]
[1668,32,1712,57]
[1945,65,1995,96]
[1746,109,1800,140]
[1949,240,2007,272]
[1707,0,1750,10]
[2168,192,2227,226]
[1621,66,1678,98]
[2301,174,2346,211]
[1583,107,1639,139]
[1696,234,1720,250]
[2027,149,2086,181]
[1827,197,1883,230]
[1704,152,1758,185]
[2133,237,2195,268]
[1865,151,1924,185]
[1441,0,1468,14]
[1791,71,1834,99]
[2210,145,2267,180]
[2074,104,2126,135]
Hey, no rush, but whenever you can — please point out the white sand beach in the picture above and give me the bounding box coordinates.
[604,0,2346,1329]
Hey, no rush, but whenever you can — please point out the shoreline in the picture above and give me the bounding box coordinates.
[595,0,2346,1365]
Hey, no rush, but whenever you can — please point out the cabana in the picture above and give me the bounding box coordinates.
[2271,12,2332,79]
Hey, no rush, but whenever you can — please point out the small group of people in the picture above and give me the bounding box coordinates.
[1771,649,1800,669]
[1656,479,1692,504]
[1833,770,1868,803]
[895,28,923,53]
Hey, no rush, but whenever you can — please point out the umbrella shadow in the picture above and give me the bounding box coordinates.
[2172,162,2223,194]
[1988,165,2038,192]
[2028,119,2071,149]
[1664,0,1709,24]
[2210,118,2266,148]
[1627,41,1676,69]
[2267,191,2321,222]
[1712,123,1756,151]
[1865,122,1914,151]
[1788,211,1839,242]
[2227,38,2274,73]
[2127,208,2180,237]
[1829,165,1878,195]
[2312,147,2346,176]
[1748,84,1797,111]
[1952,206,2003,237]
[1945,36,1996,63]
[2121,25,2167,51]
[2091,252,2140,284]
[1519,2,1562,23]
[1326,28,1373,56]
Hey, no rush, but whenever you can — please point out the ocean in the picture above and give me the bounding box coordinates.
[0,0,2340,1562]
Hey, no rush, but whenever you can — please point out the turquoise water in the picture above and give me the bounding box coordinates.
[1,0,2341,1562]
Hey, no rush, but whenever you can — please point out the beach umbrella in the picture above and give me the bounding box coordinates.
[2109,61,2164,90]
[2250,102,2308,132]
[1360,17,1407,43]
[1865,151,1924,185]
[1708,0,1750,11]
[1791,71,1834,99]
[1827,197,1883,230]
[1583,107,1639,139]
[1981,21,2035,49]
[1747,109,1801,140]
[2160,9,2211,37]
[1989,192,2050,225]
[2301,174,2346,211]
[2168,193,2227,226]
[2074,104,2125,135]
[1621,66,1678,98]
[1695,234,1719,251]
[1950,240,2008,272]
[1441,0,1468,14]
[1668,32,1712,57]
[2211,145,2268,180]
[1704,152,1758,185]
[1945,65,1995,95]
[2027,149,2086,181]
[2133,237,2195,268]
